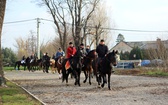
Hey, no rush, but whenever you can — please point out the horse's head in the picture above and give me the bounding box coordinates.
[86,49,97,59]
[106,50,119,66]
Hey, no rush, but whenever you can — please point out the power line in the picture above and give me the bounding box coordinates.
[4,18,168,33]
[4,19,36,24]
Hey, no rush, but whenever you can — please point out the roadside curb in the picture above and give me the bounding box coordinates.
[5,77,47,105]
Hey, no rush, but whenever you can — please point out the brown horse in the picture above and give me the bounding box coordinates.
[50,56,64,78]
[92,50,118,90]
[50,59,56,73]
[82,50,97,85]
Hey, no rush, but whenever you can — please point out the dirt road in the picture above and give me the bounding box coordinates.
[4,70,168,105]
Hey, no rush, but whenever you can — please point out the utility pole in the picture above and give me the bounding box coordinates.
[37,18,40,59]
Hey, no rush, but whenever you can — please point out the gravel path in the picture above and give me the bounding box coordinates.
[4,70,168,105]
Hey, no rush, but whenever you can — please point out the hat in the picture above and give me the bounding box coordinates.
[80,43,84,46]
[100,39,104,42]
[69,42,73,45]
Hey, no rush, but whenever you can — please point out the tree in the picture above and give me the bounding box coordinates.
[120,51,130,60]
[37,0,100,50]
[129,47,143,60]
[2,47,17,66]
[0,0,7,86]
[84,2,112,47]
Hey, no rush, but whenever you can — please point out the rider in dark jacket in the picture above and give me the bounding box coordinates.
[96,39,108,59]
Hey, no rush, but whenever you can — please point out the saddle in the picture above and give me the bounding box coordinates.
[65,60,72,70]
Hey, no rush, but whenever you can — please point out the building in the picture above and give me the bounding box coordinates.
[110,38,168,53]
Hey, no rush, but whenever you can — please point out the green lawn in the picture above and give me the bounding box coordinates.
[3,66,25,71]
[0,80,41,105]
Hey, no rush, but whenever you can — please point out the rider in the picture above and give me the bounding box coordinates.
[66,42,77,69]
[54,47,65,68]
[96,39,108,69]
[79,43,87,57]
[79,43,87,67]
[30,53,34,63]
[85,45,90,54]
[66,42,76,59]
[21,55,26,64]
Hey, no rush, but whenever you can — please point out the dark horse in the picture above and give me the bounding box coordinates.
[62,48,83,86]
[92,50,118,90]
[82,50,97,85]
[29,58,42,72]
[42,57,50,73]
[14,57,30,70]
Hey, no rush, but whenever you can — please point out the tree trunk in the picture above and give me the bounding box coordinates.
[0,0,7,86]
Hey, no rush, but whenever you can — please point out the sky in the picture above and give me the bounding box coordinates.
[2,0,168,51]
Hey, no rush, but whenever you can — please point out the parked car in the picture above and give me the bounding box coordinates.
[141,60,151,66]
[151,59,163,65]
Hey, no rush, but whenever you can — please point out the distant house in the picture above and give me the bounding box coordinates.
[110,38,168,53]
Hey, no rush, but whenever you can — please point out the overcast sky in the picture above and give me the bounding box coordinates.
[2,0,168,51]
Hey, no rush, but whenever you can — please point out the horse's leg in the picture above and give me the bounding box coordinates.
[108,73,111,90]
[97,74,101,88]
[89,69,92,85]
[101,74,106,88]
[18,65,20,70]
[66,70,69,86]
[83,69,88,83]
[24,64,26,71]
[77,70,81,86]
[46,65,49,73]
[58,68,62,79]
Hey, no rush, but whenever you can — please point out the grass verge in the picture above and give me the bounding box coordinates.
[114,68,168,77]
[0,80,41,105]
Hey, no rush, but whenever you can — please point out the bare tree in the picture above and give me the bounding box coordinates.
[83,2,112,47]
[36,0,100,50]
[0,0,7,86]
[146,38,168,69]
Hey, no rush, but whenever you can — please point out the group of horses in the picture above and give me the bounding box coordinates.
[14,57,49,73]
[14,49,119,90]
[61,49,119,90]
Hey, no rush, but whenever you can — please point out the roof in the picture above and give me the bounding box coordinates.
[110,38,168,52]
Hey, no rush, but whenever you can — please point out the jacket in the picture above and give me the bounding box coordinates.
[96,44,108,58]
[66,46,77,58]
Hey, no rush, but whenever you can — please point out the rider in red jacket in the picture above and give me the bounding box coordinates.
[66,42,76,58]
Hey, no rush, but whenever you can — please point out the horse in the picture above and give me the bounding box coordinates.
[14,57,30,70]
[82,50,97,85]
[50,59,56,73]
[28,57,41,71]
[92,50,118,90]
[62,48,83,86]
[42,56,50,73]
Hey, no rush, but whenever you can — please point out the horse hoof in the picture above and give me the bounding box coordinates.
[83,80,86,83]
[101,84,104,88]
[89,82,91,85]
[97,85,101,88]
